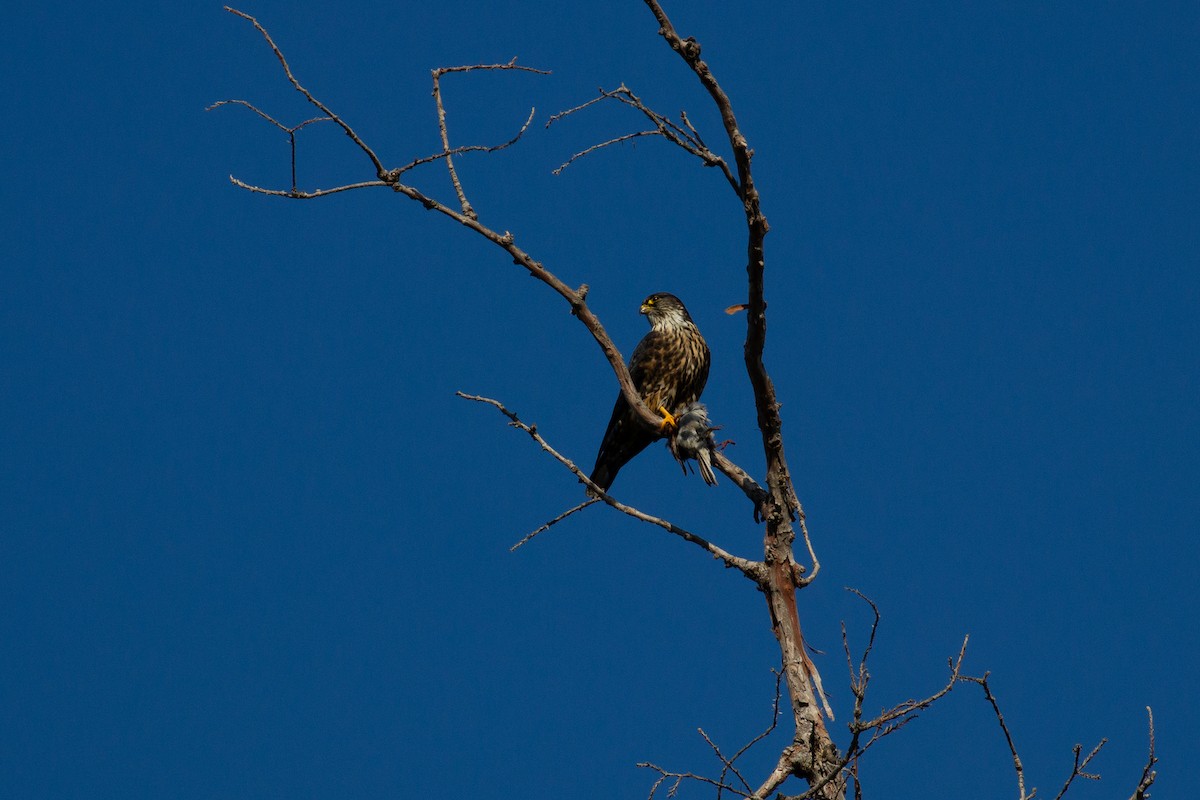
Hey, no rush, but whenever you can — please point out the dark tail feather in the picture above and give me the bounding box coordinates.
[586,462,613,496]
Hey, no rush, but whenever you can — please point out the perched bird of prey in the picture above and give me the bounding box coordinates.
[669,402,719,486]
[589,292,710,493]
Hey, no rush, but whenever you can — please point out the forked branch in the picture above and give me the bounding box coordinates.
[456,392,764,581]
[547,84,737,188]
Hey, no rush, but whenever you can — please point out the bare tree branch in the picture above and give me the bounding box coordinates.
[219,8,787,525]
[961,672,1031,800]
[220,8,698,459]
[634,5,842,795]
[1052,739,1107,800]
[510,498,600,551]
[395,106,537,177]
[224,6,386,178]
[206,99,333,192]
[228,176,389,198]
[638,763,749,800]
[547,84,737,189]
[1128,707,1157,800]
[456,391,764,580]
[553,130,662,175]
[216,7,1159,800]
[430,59,550,218]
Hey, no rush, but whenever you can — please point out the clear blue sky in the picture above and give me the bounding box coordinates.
[2,2,1195,798]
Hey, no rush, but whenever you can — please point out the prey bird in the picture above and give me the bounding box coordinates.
[668,402,719,486]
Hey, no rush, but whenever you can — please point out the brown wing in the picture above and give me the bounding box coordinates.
[588,331,666,492]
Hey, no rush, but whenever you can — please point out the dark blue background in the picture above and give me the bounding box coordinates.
[2,2,1194,797]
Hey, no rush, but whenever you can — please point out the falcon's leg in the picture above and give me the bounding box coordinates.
[657,405,678,431]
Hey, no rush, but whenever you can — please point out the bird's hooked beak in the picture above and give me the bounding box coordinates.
[639,303,651,315]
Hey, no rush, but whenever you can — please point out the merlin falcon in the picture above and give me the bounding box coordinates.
[589,292,711,492]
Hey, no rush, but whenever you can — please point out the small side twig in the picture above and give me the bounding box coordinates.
[225,6,386,178]
[228,176,388,198]
[794,511,820,586]
[1052,739,1107,800]
[699,728,752,797]
[510,498,600,551]
[836,592,970,770]
[637,763,748,800]
[961,672,1030,800]
[205,100,332,192]
[392,106,537,178]
[1128,707,1157,800]
[548,84,737,190]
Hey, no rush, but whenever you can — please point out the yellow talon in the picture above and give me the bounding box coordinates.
[657,406,678,430]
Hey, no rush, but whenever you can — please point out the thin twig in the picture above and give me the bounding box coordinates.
[1052,740,1107,800]
[228,176,389,197]
[205,99,330,133]
[432,68,472,217]
[510,498,600,551]
[961,672,1029,800]
[207,100,334,191]
[225,7,387,178]
[794,511,820,586]
[720,668,786,799]
[1128,707,1157,800]
[855,637,969,734]
[546,90,615,126]
[638,763,749,800]
[553,130,660,175]
[699,729,753,796]
[429,60,550,218]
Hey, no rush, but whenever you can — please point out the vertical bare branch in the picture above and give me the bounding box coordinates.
[962,673,1030,800]
[638,3,839,796]
[431,67,474,217]
[1128,707,1157,800]
[640,2,789,516]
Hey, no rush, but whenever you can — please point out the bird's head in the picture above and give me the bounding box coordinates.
[640,292,693,329]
